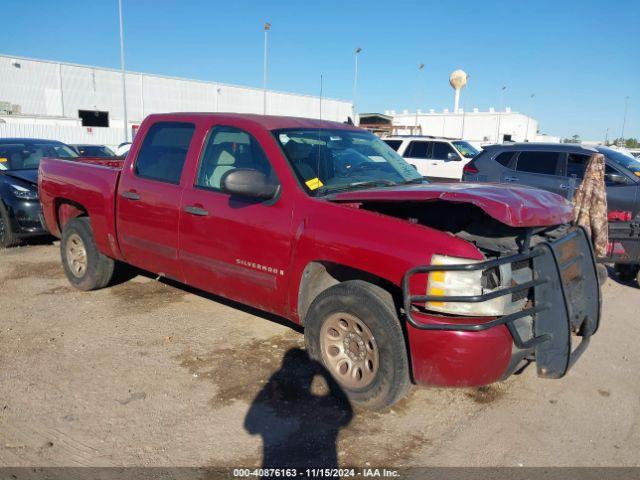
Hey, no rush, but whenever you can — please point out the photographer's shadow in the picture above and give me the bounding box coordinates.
[244,348,353,471]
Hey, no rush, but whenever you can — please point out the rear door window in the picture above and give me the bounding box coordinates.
[515,151,561,175]
[406,141,430,158]
[494,151,515,167]
[134,122,195,184]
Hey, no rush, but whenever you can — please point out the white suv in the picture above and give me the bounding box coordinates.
[382,136,479,181]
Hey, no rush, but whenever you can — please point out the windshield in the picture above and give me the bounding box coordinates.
[76,145,116,157]
[452,141,479,158]
[0,142,78,171]
[598,147,640,176]
[275,129,424,196]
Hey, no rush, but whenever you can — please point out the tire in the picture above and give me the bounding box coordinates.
[614,263,639,282]
[61,217,114,291]
[0,203,20,248]
[596,264,608,286]
[304,280,411,410]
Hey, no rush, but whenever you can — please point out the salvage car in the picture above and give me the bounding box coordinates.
[0,138,78,247]
[382,135,479,181]
[39,114,601,409]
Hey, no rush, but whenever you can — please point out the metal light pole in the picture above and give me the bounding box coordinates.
[414,63,424,134]
[524,93,535,142]
[353,47,362,125]
[496,85,506,143]
[263,22,271,115]
[621,96,630,145]
[118,0,128,143]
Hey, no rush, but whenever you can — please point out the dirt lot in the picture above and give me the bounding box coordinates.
[1,242,638,468]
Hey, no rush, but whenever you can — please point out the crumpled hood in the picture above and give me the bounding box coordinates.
[1,169,38,186]
[329,182,574,227]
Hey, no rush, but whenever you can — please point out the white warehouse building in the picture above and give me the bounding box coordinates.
[386,108,548,145]
[0,54,352,148]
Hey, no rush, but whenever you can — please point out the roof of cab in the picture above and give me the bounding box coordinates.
[148,112,359,131]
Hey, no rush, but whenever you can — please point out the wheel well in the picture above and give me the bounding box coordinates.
[56,200,88,234]
[297,261,402,324]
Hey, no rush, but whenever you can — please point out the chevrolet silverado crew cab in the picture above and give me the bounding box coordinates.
[382,135,479,181]
[39,113,600,409]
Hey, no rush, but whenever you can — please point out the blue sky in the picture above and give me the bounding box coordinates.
[2,0,639,140]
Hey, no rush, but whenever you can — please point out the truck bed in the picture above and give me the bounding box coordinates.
[38,156,123,258]
[71,156,125,169]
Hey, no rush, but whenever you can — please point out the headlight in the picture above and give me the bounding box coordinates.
[426,254,526,317]
[9,184,38,200]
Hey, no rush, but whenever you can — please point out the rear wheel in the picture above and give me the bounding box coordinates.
[61,217,114,291]
[0,204,20,248]
[304,280,411,410]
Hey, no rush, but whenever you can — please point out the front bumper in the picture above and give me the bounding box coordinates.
[403,227,601,386]
[4,198,48,237]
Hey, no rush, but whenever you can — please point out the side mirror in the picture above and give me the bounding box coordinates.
[221,168,279,199]
[605,172,628,185]
[447,152,462,161]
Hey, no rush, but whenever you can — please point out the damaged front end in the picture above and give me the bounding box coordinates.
[402,223,601,380]
[329,185,601,384]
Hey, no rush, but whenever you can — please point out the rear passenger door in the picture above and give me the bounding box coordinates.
[402,140,433,177]
[116,121,196,281]
[504,150,567,196]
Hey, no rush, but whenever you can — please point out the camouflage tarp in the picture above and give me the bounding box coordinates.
[573,153,608,257]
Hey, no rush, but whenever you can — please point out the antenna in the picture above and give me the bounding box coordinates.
[319,74,323,120]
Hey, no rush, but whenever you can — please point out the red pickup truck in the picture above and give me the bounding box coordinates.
[39,113,600,409]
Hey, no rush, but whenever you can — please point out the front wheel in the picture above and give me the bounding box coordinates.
[61,217,115,291]
[0,204,20,248]
[304,280,411,410]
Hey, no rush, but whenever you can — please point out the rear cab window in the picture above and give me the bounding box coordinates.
[134,122,195,184]
[515,151,561,175]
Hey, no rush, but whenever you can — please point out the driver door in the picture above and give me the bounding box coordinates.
[178,124,293,314]
[430,142,463,181]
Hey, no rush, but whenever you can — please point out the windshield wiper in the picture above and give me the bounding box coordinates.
[318,179,398,195]
[400,178,425,185]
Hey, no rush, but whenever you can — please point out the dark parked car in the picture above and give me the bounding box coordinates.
[71,144,116,157]
[463,143,640,217]
[463,143,640,284]
[0,138,78,247]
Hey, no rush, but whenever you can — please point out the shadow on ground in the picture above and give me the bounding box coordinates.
[244,348,353,476]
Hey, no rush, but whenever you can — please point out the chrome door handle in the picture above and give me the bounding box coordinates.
[121,190,140,200]
[504,176,519,182]
[560,184,571,189]
[184,205,209,216]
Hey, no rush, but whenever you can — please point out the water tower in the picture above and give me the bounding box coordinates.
[449,70,468,113]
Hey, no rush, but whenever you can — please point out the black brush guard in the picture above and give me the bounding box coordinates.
[402,227,601,378]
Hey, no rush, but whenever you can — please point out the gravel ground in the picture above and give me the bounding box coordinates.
[0,242,638,468]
